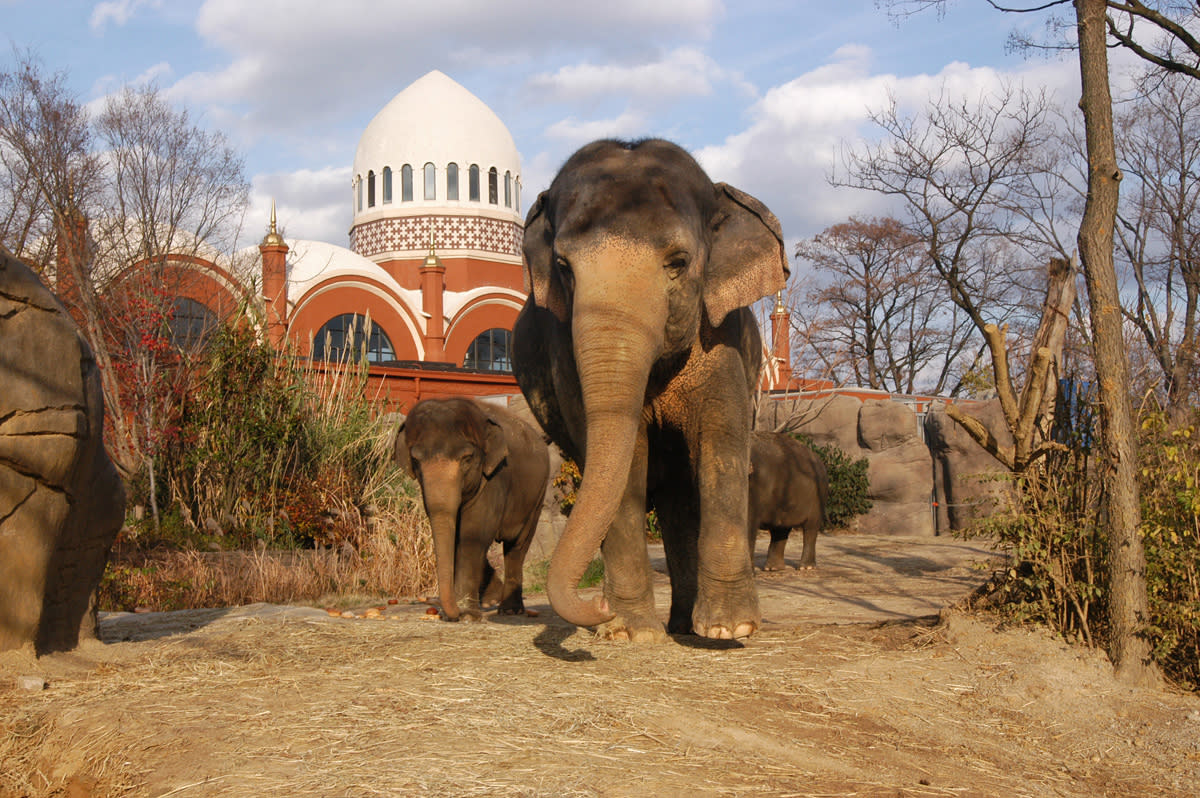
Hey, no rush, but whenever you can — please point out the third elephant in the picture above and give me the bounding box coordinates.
[748,431,829,571]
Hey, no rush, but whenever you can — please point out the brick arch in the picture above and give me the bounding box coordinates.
[444,294,523,367]
[289,279,422,360]
[105,255,244,323]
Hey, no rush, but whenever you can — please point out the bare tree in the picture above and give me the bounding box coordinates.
[885,0,1184,687]
[1113,69,1200,415]
[0,49,136,470]
[0,54,250,501]
[792,216,978,394]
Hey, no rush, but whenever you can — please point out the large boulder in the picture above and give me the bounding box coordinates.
[856,400,933,536]
[0,249,125,654]
[924,400,1013,534]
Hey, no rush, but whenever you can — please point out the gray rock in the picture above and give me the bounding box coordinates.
[0,248,125,654]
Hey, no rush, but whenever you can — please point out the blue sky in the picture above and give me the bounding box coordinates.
[3,0,1084,256]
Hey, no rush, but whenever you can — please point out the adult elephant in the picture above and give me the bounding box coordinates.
[513,138,788,640]
[394,398,550,621]
[748,431,829,571]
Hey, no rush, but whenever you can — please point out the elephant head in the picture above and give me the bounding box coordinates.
[521,138,788,627]
[394,398,507,620]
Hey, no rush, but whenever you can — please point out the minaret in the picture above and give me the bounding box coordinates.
[259,200,289,347]
[769,291,792,389]
[420,227,447,361]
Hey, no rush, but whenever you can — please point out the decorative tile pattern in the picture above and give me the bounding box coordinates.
[351,215,521,258]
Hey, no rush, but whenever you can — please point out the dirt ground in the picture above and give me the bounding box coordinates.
[3,532,1200,797]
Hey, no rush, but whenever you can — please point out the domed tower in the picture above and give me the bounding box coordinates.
[348,70,525,366]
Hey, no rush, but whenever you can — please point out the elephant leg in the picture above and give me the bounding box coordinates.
[797,524,818,570]
[597,429,665,642]
[764,527,790,571]
[693,428,760,640]
[496,512,539,615]
[655,477,699,635]
[480,557,502,607]
[454,536,489,622]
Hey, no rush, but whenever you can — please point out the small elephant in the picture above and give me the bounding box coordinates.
[394,397,550,621]
[513,138,789,640]
[748,431,829,571]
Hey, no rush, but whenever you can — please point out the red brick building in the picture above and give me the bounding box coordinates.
[149,70,526,411]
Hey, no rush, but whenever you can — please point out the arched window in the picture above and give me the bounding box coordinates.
[355,176,362,212]
[367,170,376,208]
[312,313,395,364]
[488,167,498,205]
[446,162,459,200]
[424,162,436,200]
[463,328,512,372]
[504,171,512,208]
[169,297,217,352]
[514,180,520,214]
[401,164,413,202]
[382,167,393,204]
[468,164,480,202]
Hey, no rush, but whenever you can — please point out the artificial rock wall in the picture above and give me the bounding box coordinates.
[0,249,126,654]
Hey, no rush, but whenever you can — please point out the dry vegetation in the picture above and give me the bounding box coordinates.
[3,537,1199,798]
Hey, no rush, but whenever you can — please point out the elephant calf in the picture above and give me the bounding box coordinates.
[394,398,550,621]
[748,431,829,571]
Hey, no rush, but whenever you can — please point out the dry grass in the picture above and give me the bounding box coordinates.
[100,500,437,612]
[3,609,1198,797]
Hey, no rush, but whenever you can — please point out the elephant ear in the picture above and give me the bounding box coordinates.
[482,417,509,478]
[704,183,790,328]
[392,420,414,479]
[522,191,568,323]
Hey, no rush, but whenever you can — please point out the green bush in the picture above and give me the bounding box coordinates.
[1139,410,1200,690]
[791,433,873,528]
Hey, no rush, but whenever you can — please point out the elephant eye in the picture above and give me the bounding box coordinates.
[554,255,575,290]
[664,255,688,279]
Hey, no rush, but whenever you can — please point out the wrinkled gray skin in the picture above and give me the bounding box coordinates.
[748,431,829,571]
[512,138,789,641]
[394,398,550,621]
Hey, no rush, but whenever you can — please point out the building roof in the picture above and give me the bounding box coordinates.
[352,70,521,222]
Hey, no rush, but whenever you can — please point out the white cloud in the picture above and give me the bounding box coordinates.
[544,110,648,147]
[250,166,352,248]
[89,0,162,32]
[696,46,1082,242]
[529,47,728,102]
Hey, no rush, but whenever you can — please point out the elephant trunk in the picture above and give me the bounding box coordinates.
[547,281,664,627]
[422,463,463,620]
[429,511,460,620]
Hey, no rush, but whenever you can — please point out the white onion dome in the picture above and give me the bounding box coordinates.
[351,70,522,228]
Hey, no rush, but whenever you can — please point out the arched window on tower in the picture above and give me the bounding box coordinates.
[488,167,498,205]
[367,170,376,208]
[312,313,395,364]
[401,164,413,202]
[382,167,393,203]
[424,162,436,200]
[447,162,459,200]
[355,176,362,212]
[504,171,512,208]
[468,164,480,202]
[463,328,512,372]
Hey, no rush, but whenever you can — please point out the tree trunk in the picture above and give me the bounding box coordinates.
[1074,0,1159,687]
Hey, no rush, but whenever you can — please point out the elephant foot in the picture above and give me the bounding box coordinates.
[693,576,760,640]
[495,605,526,616]
[761,562,789,573]
[597,615,667,643]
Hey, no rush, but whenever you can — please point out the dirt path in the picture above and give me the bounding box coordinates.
[3,533,1199,797]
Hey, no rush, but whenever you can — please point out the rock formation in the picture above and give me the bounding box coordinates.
[0,248,125,653]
